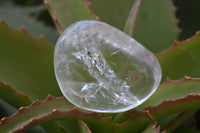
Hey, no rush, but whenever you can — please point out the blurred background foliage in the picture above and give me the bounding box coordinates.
[0,0,200,43]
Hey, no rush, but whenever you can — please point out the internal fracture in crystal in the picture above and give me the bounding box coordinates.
[54,20,162,113]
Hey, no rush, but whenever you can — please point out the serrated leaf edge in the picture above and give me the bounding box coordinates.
[160,76,200,88]
[0,19,51,44]
[0,80,32,104]
[146,122,163,133]
[145,93,200,112]
[156,31,200,56]
[0,95,111,133]
[115,109,153,127]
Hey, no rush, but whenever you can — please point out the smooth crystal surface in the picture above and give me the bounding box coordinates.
[54,20,162,113]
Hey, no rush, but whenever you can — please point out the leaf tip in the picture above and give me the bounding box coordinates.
[52,109,58,113]
[19,107,25,111]
[83,0,99,20]
[46,94,55,100]
[151,122,161,133]
[0,19,6,23]
[32,100,40,106]
[195,31,200,36]
[0,117,6,125]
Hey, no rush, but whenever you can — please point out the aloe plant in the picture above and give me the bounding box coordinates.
[0,0,200,132]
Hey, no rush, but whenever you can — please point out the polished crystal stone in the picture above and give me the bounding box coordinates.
[54,20,162,113]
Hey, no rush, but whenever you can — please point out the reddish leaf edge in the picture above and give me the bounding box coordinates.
[115,94,200,132]
[115,76,200,131]
[124,0,142,37]
[145,93,200,113]
[44,0,99,34]
[79,120,92,133]
[0,95,111,133]
[115,76,200,123]
[115,108,153,127]
[160,76,200,88]
[163,110,199,132]
[124,0,181,38]
[54,122,67,133]
[0,81,68,133]
[83,0,99,21]
[170,0,182,36]
[43,0,63,34]
[0,80,32,104]
[0,95,64,131]
[156,31,200,56]
[165,111,187,130]
[0,19,51,44]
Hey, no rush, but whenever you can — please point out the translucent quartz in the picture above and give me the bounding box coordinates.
[54,20,162,113]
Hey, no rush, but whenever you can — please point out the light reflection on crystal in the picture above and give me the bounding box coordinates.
[54,20,162,113]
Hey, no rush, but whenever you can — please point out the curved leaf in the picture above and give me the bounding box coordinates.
[0,81,31,108]
[157,32,200,81]
[145,94,200,120]
[116,94,200,133]
[132,0,179,53]
[0,96,113,133]
[0,81,64,133]
[115,77,200,132]
[43,0,97,33]
[88,0,135,30]
[79,120,92,133]
[115,109,153,133]
[0,20,61,100]
[140,77,200,108]
[123,0,142,37]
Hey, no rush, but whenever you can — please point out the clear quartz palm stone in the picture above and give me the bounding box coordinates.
[54,20,162,113]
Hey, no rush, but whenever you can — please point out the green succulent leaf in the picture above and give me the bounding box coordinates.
[123,0,142,37]
[1,78,200,133]
[140,77,200,108]
[157,32,200,81]
[55,119,84,133]
[128,0,179,53]
[0,96,113,133]
[116,94,200,133]
[88,0,134,30]
[0,20,61,100]
[115,77,200,132]
[43,0,97,33]
[163,110,198,132]
[115,110,153,133]
[0,81,67,133]
[146,94,200,126]
[0,81,31,108]
[79,120,92,133]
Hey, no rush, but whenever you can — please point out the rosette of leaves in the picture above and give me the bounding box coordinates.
[0,0,200,133]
